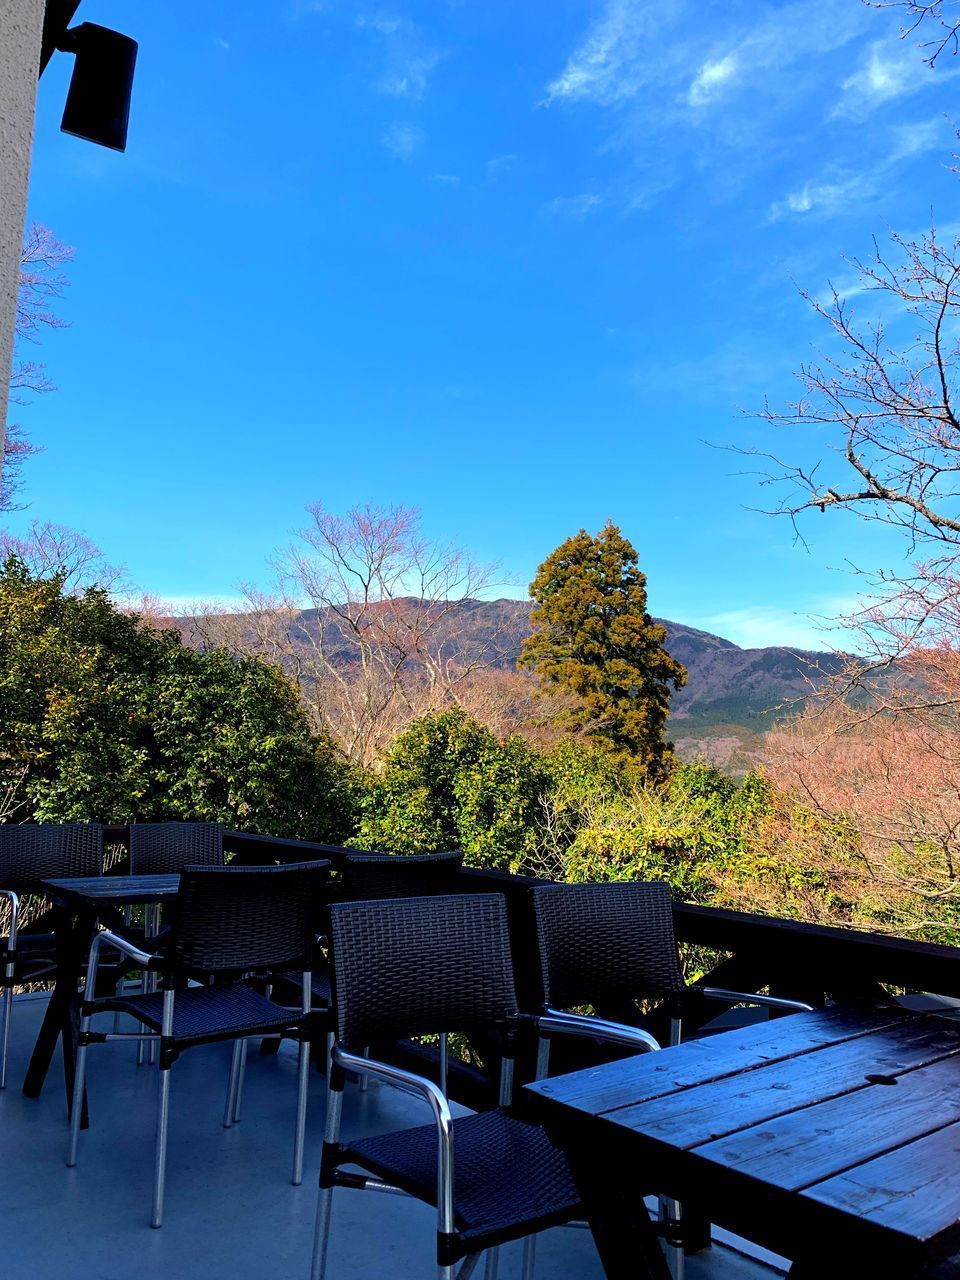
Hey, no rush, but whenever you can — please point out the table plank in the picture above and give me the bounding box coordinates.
[698,1053,960,1191]
[609,1017,960,1148]
[42,874,180,908]
[805,1117,960,1258]
[527,1005,917,1117]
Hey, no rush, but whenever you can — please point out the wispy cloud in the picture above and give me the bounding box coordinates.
[382,120,425,161]
[544,192,603,218]
[430,172,460,185]
[357,12,444,100]
[699,605,836,651]
[544,0,682,107]
[770,173,870,221]
[833,41,934,119]
[485,153,518,180]
[215,37,231,51]
[687,54,738,108]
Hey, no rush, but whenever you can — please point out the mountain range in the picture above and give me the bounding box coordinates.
[181,599,843,769]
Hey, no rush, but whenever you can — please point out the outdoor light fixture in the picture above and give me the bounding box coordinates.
[38,2,138,154]
[56,23,138,152]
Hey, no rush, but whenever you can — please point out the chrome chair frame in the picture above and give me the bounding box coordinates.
[68,928,313,1228]
[312,1013,661,1280]
[0,888,19,1091]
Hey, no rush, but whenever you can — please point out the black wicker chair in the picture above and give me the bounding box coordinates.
[529,881,814,1275]
[0,823,104,1090]
[121,824,225,1063]
[67,860,329,1228]
[310,892,658,1280]
[127,822,224,874]
[530,880,812,1067]
[270,850,466,1078]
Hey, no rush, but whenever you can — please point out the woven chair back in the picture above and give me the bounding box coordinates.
[169,861,328,977]
[531,881,686,1010]
[329,892,518,1047]
[128,822,224,875]
[338,850,464,902]
[0,823,103,892]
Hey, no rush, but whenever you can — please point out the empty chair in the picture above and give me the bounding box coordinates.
[336,849,464,901]
[128,822,224,874]
[270,850,465,1072]
[68,860,329,1227]
[530,880,812,1063]
[310,892,657,1280]
[0,823,103,1089]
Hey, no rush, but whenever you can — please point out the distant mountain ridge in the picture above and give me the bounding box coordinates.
[180,598,843,769]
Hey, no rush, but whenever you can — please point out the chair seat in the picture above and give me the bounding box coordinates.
[275,968,332,1007]
[342,1110,580,1247]
[104,983,304,1043]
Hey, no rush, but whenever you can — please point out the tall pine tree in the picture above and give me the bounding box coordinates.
[519,522,686,779]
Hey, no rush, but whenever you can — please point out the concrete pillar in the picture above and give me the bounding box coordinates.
[0,0,45,488]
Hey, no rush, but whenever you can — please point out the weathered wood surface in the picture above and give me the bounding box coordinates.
[528,1008,960,1276]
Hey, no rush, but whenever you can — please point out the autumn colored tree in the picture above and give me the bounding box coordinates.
[519,523,686,779]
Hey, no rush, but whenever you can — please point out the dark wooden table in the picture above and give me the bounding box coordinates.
[525,1004,960,1279]
[22,875,180,1119]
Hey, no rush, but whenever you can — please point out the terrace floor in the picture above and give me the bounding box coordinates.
[1,995,786,1280]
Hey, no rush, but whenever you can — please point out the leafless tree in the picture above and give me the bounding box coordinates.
[189,503,526,765]
[3,224,73,510]
[0,521,129,593]
[869,1,960,66]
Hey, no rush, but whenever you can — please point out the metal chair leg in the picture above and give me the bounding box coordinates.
[66,1037,88,1167]
[359,1044,370,1093]
[232,1038,248,1124]
[292,1037,310,1185]
[223,1040,243,1128]
[0,982,12,1090]
[311,1186,334,1279]
[151,1065,171,1228]
[521,1234,537,1280]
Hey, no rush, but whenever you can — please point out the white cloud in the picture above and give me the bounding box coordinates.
[834,41,933,119]
[357,14,403,36]
[544,192,603,217]
[769,173,870,221]
[382,121,425,161]
[544,0,676,106]
[215,37,231,51]
[485,153,518,179]
[430,172,460,185]
[687,54,738,108]
[357,13,444,101]
[888,116,947,161]
[699,606,834,651]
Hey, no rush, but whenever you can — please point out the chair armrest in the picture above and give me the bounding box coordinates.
[81,928,162,1010]
[0,890,20,951]
[697,986,814,1014]
[331,1043,455,1232]
[96,928,158,969]
[532,1009,661,1053]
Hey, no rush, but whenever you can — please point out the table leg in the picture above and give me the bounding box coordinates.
[556,1122,672,1280]
[22,904,92,1127]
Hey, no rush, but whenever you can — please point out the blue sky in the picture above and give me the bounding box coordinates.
[10,0,959,647]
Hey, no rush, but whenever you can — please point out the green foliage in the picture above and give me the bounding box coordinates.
[356,706,546,872]
[0,558,357,837]
[519,522,686,779]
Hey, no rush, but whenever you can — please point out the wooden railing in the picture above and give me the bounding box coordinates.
[94,826,960,1107]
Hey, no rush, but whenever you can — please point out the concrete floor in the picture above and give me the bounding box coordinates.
[0,995,784,1280]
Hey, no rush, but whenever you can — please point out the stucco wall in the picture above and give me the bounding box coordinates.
[0,0,45,484]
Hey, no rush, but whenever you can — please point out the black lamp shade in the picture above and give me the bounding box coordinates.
[60,24,137,153]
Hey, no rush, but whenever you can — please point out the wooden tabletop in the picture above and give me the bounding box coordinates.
[41,874,181,908]
[526,1005,960,1272]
